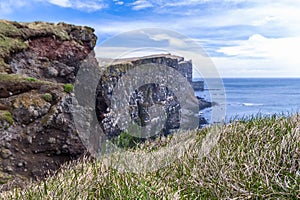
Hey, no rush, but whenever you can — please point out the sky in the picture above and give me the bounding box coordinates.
[0,0,300,77]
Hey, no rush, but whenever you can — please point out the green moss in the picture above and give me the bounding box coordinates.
[0,74,36,83]
[43,93,53,102]
[26,22,70,41]
[0,21,28,67]
[0,74,60,89]
[0,110,14,125]
[0,20,28,63]
[0,20,22,37]
[0,34,28,58]
[63,84,74,93]
[25,77,37,82]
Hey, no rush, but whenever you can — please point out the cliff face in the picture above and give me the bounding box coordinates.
[96,55,193,137]
[0,20,97,189]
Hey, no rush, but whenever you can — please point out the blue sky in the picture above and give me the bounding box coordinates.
[1,0,300,77]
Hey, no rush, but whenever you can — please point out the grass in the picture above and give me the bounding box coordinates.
[63,83,74,93]
[0,74,36,82]
[0,34,28,58]
[42,93,53,102]
[0,74,60,86]
[0,110,14,126]
[1,114,300,199]
[0,20,22,38]
[25,77,37,82]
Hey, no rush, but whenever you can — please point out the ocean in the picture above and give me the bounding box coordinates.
[195,78,300,123]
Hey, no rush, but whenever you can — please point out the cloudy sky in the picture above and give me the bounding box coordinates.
[1,0,300,77]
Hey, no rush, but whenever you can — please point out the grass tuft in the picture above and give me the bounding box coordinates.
[25,77,37,82]
[0,110,14,125]
[63,84,74,93]
[42,93,53,102]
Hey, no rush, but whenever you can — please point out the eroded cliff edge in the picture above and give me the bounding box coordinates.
[0,20,97,189]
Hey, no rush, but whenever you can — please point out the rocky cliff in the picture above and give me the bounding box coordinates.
[0,20,97,190]
[0,20,211,191]
[96,54,194,137]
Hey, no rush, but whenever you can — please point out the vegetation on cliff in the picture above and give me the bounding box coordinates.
[0,19,96,74]
[1,114,299,199]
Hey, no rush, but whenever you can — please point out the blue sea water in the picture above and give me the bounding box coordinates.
[195,78,300,123]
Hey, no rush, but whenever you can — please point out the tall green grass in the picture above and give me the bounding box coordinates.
[1,114,300,199]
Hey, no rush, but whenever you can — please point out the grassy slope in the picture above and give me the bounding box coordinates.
[1,114,300,199]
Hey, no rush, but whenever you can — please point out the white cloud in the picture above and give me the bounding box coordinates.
[130,0,153,10]
[217,34,269,57]
[124,0,300,38]
[92,20,163,37]
[0,0,27,15]
[213,34,300,77]
[44,0,107,12]
[47,0,71,7]
[218,34,300,59]
[146,33,187,48]
[0,0,107,14]
[91,0,300,39]
[113,0,124,6]
[95,46,169,59]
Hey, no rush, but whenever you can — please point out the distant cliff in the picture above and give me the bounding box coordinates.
[96,54,194,137]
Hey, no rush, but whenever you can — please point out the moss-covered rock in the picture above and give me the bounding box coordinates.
[0,110,13,124]
[0,34,28,57]
[0,74,59,98]
[0,20,23,37]
[0,110,13,129]
[0,19,97,191]
[0,19,97,74]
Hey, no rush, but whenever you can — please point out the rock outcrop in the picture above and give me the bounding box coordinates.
[0,20,97,190]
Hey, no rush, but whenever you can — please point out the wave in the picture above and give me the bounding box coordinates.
[242,103,264,107]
